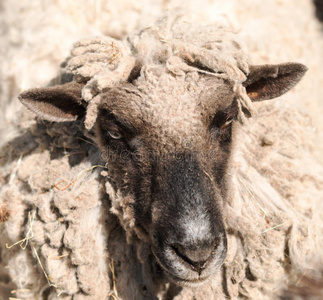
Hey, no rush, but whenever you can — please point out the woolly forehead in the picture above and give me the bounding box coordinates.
[96,72,236,146]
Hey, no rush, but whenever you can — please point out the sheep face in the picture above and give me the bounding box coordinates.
[95,76,234,286]
[18,61,307,287]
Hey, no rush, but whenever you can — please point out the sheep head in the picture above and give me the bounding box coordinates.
[18,61,306,286]
[18,16,307,287]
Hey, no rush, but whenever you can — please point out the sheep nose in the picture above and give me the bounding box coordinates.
[171,242,215,275]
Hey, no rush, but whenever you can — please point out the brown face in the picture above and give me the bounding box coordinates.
[95,76,237,285]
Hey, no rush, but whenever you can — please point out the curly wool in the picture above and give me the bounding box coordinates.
[0,119,110,299]
[0,5,323,300]
[65,14,253,130]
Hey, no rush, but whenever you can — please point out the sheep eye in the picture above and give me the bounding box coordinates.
[108,130,122,139]
[220,118,234,130]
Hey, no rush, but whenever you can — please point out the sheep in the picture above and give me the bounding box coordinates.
[1,3,323,300]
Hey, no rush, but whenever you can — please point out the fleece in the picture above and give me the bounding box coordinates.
[0,1,323,300]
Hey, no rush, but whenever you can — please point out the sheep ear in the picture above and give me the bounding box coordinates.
[18,81,85,122]
[244,63,307,101]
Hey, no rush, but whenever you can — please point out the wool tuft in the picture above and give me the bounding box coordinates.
[1,1,323,300]
[65,14,253,130]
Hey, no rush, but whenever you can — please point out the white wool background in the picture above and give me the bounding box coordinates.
[0,0,323,300]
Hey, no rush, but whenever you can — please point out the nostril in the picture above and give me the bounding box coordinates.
[171,244,211,275]
[171,244,194,265]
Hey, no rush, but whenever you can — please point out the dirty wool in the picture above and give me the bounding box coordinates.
[1,4,323,300]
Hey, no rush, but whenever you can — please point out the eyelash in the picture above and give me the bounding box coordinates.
[209,113,235,141]
[210,111,235,128]
[220,117,234,130]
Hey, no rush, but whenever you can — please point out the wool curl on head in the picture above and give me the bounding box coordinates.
[65,13,254,131]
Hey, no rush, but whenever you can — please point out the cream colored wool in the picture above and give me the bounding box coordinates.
[0,120,110,299]
[1,1,323,300]
[65,14,252,130]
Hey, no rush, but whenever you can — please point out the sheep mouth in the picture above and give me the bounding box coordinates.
[163,270,211,287]
[152,247,213,287]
